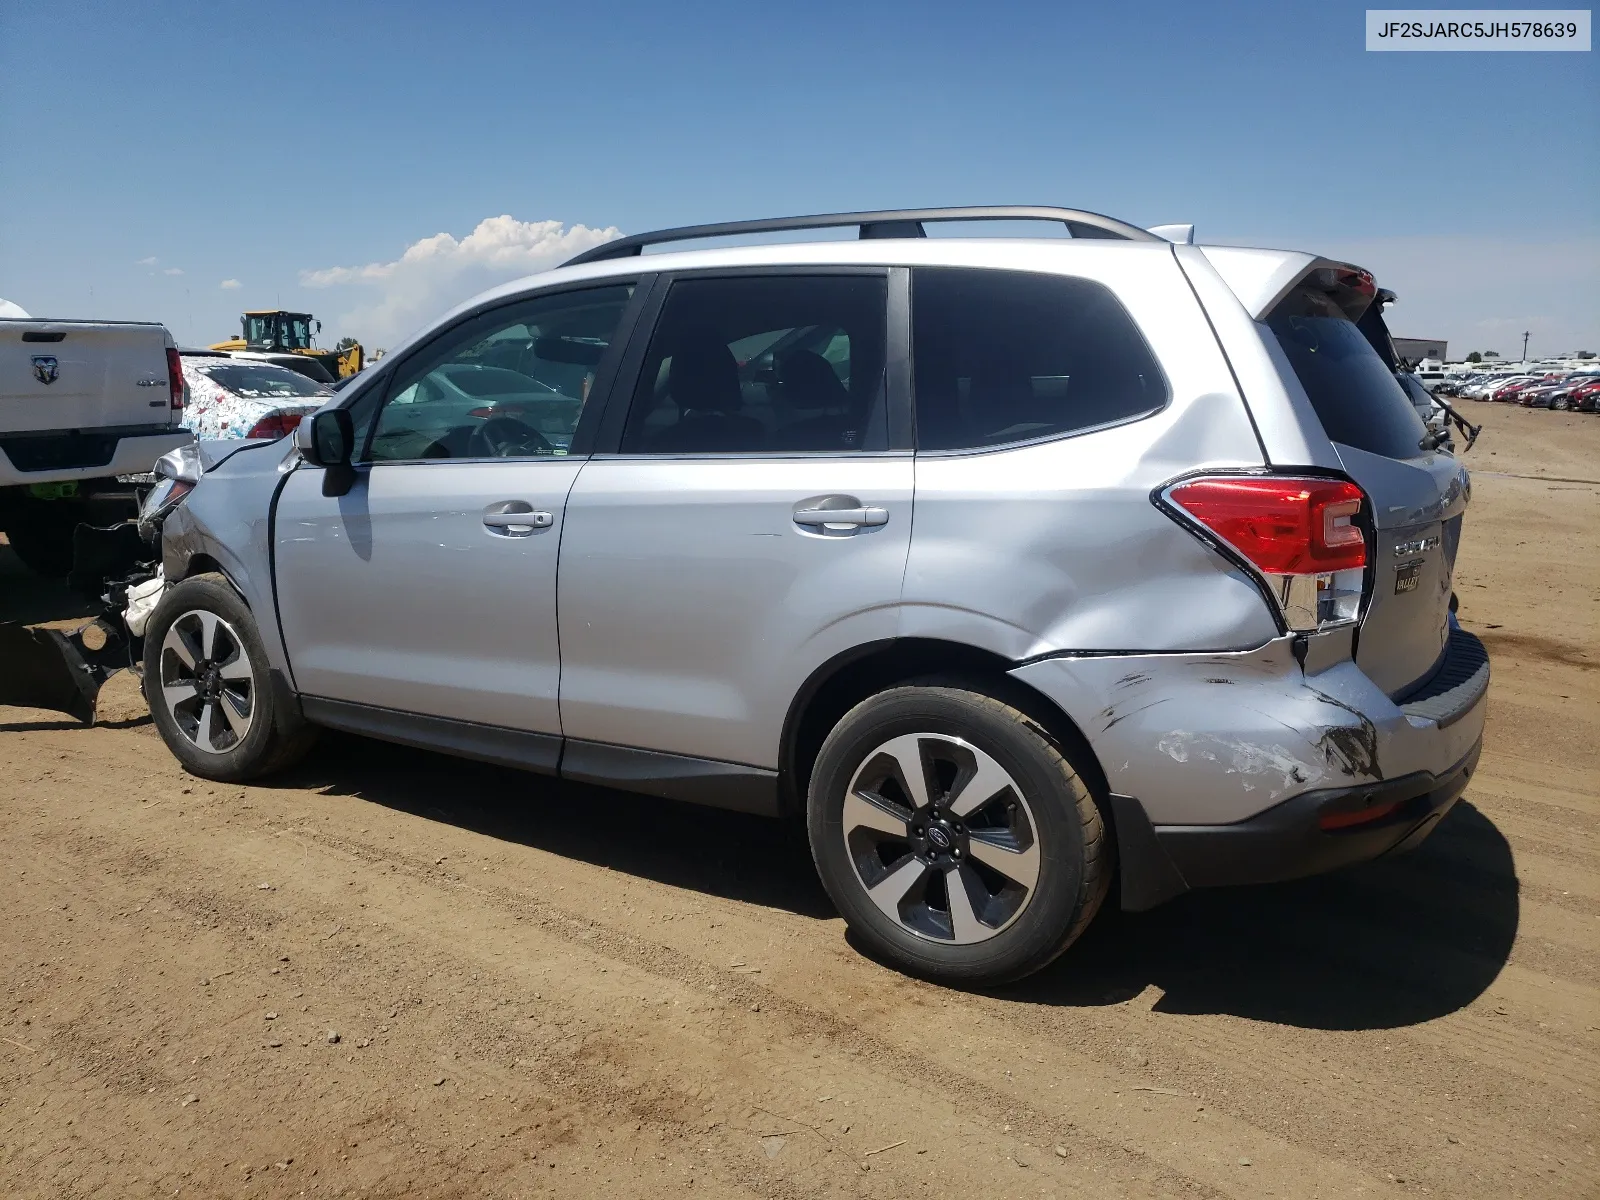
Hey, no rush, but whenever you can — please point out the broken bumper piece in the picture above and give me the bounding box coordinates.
[0,620,135,723]
[0,520,160,723]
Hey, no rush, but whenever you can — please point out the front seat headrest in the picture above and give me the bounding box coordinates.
[778,349,849,409]
[667,334,742,414]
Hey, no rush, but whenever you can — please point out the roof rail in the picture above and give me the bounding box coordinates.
[561,206,1161,266]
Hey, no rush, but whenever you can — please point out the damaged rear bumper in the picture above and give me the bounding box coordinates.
[1008,623,1490,911]
[1108,741,1480,910]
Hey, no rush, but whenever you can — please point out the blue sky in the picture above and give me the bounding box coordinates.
[3,0,1595,357]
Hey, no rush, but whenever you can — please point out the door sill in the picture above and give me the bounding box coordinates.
[300,696,562,774]
[299,697,781,816]
[560,738,780,816]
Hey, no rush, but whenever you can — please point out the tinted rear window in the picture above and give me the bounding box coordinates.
[1266,286,1428,460]
[911,267,1166,451]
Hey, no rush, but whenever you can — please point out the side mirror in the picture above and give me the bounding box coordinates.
[297,409,358,497]
[315,319,323,334]
[302,409,353,465]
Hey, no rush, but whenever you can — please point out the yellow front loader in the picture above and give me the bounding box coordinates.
[211,310,363,379]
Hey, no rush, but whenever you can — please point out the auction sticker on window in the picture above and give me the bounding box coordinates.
[1367,9,1591,49]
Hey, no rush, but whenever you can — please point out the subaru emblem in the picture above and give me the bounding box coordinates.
[31,355,59,385]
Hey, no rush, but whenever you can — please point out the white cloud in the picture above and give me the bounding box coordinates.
[301,215,620,346]
[220,279,242,290]
[163,267,184,276]
[136,256,159,267]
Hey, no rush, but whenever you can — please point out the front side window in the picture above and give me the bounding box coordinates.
[910,267,1167,451]
[365,284,634,462]
[619,275,888,454]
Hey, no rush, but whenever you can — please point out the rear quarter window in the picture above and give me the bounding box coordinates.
[1266,286,1429,461]
[911,267,1168,451]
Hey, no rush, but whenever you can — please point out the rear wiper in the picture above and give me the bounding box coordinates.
[1425,393,1482,452]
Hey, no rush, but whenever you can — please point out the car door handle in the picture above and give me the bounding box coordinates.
[792,505,888,528]
[483,507,553,531]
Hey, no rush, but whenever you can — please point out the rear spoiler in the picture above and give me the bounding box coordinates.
[1197,247,1377,322]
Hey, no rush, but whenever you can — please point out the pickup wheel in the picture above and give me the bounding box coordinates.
[807,683,1110,987]
[143,573,316,782]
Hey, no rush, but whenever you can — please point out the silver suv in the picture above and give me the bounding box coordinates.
[141,207,1488,985]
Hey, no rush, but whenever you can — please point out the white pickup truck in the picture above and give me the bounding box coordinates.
[1,315,192,575]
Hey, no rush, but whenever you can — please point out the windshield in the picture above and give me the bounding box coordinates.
[197,362,331,399]
[1265,285,1429,460]
[244,314,314,350]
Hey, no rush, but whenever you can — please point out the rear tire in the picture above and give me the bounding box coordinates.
[807,683,1109,986]
[144,572,317,781]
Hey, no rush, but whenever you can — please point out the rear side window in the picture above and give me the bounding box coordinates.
[911,267,1167,452]
[1266,287,1428,460]
[620,274,888,455]
[194,363,330,399]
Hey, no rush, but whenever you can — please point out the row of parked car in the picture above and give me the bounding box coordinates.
[1436,371,1600,411]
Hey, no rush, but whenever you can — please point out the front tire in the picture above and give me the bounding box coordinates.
[144,573,316,781]
[807,684,1109,986]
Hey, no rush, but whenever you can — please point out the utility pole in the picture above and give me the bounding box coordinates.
[1522,330,1531,362]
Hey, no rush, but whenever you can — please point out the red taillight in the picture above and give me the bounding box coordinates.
[1166,476,1368,574]
[245,411,306,440]
[166,347,184,409]
[1337,267,1375,297]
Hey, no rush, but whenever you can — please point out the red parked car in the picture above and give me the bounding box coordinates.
[1493,376,1554,402]
[1570,379,1600,412]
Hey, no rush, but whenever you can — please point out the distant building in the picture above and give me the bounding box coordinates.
[1393,336,1447,364]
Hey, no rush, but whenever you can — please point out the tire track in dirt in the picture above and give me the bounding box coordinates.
[8,775,1217,1199]
[9,722,1597,1198]
[267,811,1594,1198]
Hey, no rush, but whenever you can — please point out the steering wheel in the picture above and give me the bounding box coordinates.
[469,415,554,458]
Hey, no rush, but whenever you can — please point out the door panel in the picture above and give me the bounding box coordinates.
[557,456,913,768]
[274,459,581,732]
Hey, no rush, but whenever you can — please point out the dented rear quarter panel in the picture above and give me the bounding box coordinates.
[901,241,1281,659]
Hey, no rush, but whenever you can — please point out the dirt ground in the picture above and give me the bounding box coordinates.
[1,400,1595,1199]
